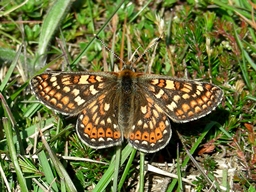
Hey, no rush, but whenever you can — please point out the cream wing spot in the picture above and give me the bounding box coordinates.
[165,120,170,126]
[77,75,89,84]
[71,88,80,96]
[44,95,50,101]
[100,120,105,125]
[95,117,100,125]
[89,85,99,95]
[92,113,97,121]
[61,76,69,82]
[107,117,112,124]
[49,98,57,105]
[142,141,148,145]
[151,79,159,85]
[181,86,191,93]
[97,83,104,89]
[49,76,57,82]
[197,85,204,92]
[91,105,98,113]
[98,138,105,142]
[95,76,103,82]
[165,80,175,89]
[152,117,156,126]
[52,81,58,87]
[195,106,202,113]
[74,96,85,106]
[63,86,71,93]
[173,95,181,102]
[152,109,159,118]
[149,121,153,129]
[142,123,148,129]
[167,101,177,111]
[155,89,165,98]
[148,85,155,92]
[196,90,201,95]
[137,120,143,126]
[104,103,110,111]
[182,93,190,99]
[202,104,208,109]
[141,105,147,114]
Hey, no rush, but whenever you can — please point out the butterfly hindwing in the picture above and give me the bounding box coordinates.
[76,90,123,149]
[126,92,172,153]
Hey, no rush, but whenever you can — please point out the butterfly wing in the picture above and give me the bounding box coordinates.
[138,74,223,123]
[76,90,123,149]
[126,91,172,153]
[30,72,117,115]
[31,71,123,148]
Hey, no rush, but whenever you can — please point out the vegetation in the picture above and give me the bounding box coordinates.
[0,0,255,191]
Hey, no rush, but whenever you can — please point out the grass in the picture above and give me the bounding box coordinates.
[0,0,255,191]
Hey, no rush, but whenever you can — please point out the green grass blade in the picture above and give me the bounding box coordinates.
[93,144,133,191]
[112,147,121,192]
[36,0,73,69]
[118,148,137,191]
[139,152,145,192]
[2,116,28,192]
[0,0,28,17]
[0,47,26,63]
[234,26,253,91]
[72,0,126,66]
[37,151,59,191]
[39,124,77,192]
[0,45,22,92]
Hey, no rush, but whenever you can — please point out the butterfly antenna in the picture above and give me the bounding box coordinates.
[128,46,141,63]
[135,37,161,63]
[94,35,127,66]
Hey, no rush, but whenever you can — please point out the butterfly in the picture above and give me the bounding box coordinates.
[31,66,223,153]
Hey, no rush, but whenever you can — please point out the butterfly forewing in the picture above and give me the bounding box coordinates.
[140,74,223,123]
[30,72,117,115]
